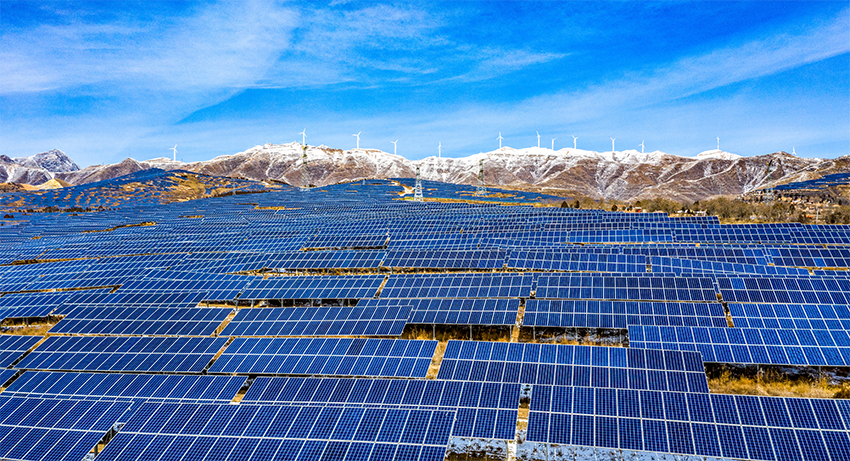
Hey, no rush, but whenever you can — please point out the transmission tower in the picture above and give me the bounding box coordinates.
[414,165,423,202]
[300,144,310,191]
[763,159,775,203]
[475,159,486,196]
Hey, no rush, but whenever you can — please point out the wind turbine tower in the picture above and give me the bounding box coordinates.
[170,145,177,162]
[792,146,796,155]
[639,141,645,154]
[352,132,361,149]
[610,138,616,152]
[391,140,398,156]
[717,137,720,151]
[414,165,423,202]
[475,159,486,196]
[438,142,442,158]
[299,129,307,146]
[497,132,504,149]
[572,136,577,149]
[551,138,556,150]
[536,131,541,148]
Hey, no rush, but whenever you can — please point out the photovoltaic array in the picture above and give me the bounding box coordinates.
[2,175,850,460]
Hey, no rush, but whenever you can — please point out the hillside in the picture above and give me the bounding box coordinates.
[7,144,850,202]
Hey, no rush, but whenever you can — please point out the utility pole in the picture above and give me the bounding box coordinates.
[414,165,423,202]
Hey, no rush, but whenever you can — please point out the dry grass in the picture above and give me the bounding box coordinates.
[426,341,447,379]
[0,322,55,336]
[708,368,843,399]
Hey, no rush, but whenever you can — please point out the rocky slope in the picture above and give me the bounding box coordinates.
[14,143,850,202]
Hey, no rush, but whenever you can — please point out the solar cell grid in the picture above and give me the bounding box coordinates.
[95,401,455,461]
[523,300,728,329]
[5,371,246,404]
[209,337,437,378]
[535,274,717,302]
[242,376,520,440]
[358,298,520,326]
[50,306,232,336]
[629,325,850,366]
[436,340,708,393]
[729,302,850,330]
[381,273,533,298]
[382,249,506,269]
[528,385,850,461]
[0,335,42,367]
[0,395,132,461]
[239,275,385,301]
[17,336,227,373]
[221,305,411,337]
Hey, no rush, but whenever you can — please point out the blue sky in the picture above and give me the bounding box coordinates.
[1,1,848,167]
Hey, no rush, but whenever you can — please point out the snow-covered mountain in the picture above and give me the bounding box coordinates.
[12,143,850,202]
[13,149,79,173]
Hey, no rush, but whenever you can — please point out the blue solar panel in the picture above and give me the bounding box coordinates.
[383,249,506,269]
[436,340,709,393]
[17,336,228,373]
[535,274,718,302]
[381,274,533,298]
[0,395,132,461]
[0,335,42,367]
[717,275,850,304]
[358,298,520,326]
[220,305,411,337]
[50,306,232,336]
[209,337,436,378]
[242,377,520,440]
[729,302,850,330]
[629,325,850,366]
[528,385,850,461]
[5,371,246,404]
[523,300,727,328]
[95,401,455,461]
[239,275,385,300]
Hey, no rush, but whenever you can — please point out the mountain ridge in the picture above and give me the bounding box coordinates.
[7,144,850,202]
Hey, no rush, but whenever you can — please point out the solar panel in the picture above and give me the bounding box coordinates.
[358,298,520,326]
[50,306,232,336]
[523,300,728,328]
[436,340,709,393]
[508,250,646,272]
[381,274,533,298]
[220,305,411,337]
[629,325,850,366]
[268,250,385,270]
[0,369,16,386]
[535,274,718,302]
[717,275,850,304]
[527,385,850,461]
[95,401,454,461]
[0,335,42,367]
[239,275,385,301]
[17,336,228,373]
[242,377,520,440]
[0,395,132,461]
[5,371,245,404]
[209,337,436,378]
[651,256,809,276]
[382,249,506,269]
[0,292,75,319]
[729,302,850,330]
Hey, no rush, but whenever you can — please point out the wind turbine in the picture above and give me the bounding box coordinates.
[716,137,720,151]
[551,138,556,150]
[169,145,177,162]
[792,146,796,155]
[438,142,442,158]
[352,131,361,149]
[572,136,577,149]
[536,131,541,148]
[638,140,645,154]
[391,139,398,155]
[610,138,616,152]
[497,132,504,149]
